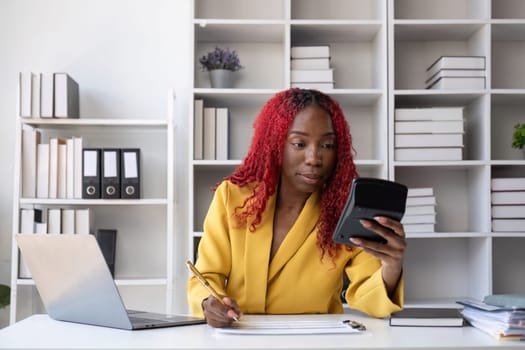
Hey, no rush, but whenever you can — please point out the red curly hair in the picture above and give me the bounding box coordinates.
[222,88,358,259]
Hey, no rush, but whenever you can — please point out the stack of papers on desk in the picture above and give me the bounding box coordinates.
[215,315,364,335]
[457,296,525,340]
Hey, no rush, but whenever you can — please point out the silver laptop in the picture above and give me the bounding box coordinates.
[16,234,205,330]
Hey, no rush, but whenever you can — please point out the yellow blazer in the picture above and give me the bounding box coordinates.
[187,180,403,318]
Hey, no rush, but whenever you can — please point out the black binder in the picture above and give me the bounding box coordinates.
[82,148,101,199]
[101,148,121,199]
[120,148,140,199]
[332,178,408,245]
[95,229,117,277]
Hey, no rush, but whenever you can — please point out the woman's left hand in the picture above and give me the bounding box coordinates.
[349,216,406,294]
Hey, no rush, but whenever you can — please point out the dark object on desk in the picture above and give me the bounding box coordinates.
[332,178,408,246]
[15,234,205,330]
[389,307,464,327]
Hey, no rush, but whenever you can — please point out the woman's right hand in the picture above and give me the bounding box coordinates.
[201,295,241,328]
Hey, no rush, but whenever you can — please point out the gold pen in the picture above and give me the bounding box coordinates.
[185,260,238,321]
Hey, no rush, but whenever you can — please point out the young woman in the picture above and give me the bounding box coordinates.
[187,88,406,328]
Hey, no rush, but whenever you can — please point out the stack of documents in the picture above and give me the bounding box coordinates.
[457,296,525,340]
[402,187,437,233]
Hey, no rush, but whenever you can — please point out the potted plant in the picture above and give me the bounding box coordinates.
[512,123,525,152]
[199,46,243,88]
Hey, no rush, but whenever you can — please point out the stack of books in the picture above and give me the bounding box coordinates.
[403,187,436,233]
[491,177,525,232]
[394,107,464,161]
[290,46,334,91]
[458,295,525,340]
[425,56,486,90]
[193,99,229,161]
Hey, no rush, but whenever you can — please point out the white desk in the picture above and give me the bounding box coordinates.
[0,314,523,350]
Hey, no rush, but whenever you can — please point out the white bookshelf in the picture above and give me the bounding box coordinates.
[9,92,176,324]
[186,0,525,311]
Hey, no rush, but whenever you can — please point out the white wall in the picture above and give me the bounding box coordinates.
[0,0,192,326]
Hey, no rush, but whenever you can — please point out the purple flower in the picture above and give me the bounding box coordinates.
[199,46,243,72]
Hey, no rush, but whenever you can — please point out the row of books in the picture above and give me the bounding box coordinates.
[491,177,525,232]
[290,45,334,90]
[394,107,464,161]
[402,187,436,233]
[22,128,141,200]
[425,56,486,90]
[18,72,79,118]
[194,100,229,160]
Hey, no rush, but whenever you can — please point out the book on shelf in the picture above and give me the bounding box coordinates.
[291,58,330,70]
[394,120,464,134]
[66,138,75,199]
[406,196,436,206]
[48,138,66,199]
[407,187,434,197]
[491,177,525,191]
[394,147,462,161]
[395,134,463,148]
[394,107,464,121]
[21,127,41,198]
[75,208,93,235]
[18,72,34,118]
[427,76,486,90]
[484,294,525,309]
[389,307,463,327]
[40,72,54,118]
[404,223,435,233]
[425,69,485,88]
[404,205,436,216]
[492,219,525,232]
[291,45,330,59]
[47,208,61,234]
[193,99,204,160]
[491,191,525,205]
[61,208,75,234]
[203,107,216,160]
[36,143,50,198]
[215,107,229,161]
[401,214,436,225]
[73,137,83,199]
[291,69,334,83]
[491,205,525,219]
[426,56,486,78]
[57,142,67,199]
[31,73,41,118]
[291,82,334,90]
[54,73,79,118]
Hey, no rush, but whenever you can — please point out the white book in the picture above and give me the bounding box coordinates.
[492,219,525,232]
[21,128,41,198]
[194,99,204,160]
[491,191,525,205]
[395,148,462,161]
[404,205,436,216]
[75,208,93,235]
[395,121,464,134]
[291,46,330,59]
[394,107,464,121]
[491,177,525,191]
[406,196,436,206]
[31,73,41,118]
[428,76,486,90]
[291,69,333,83]
[407,188,434,197]
[491,205,525,219]
[73,137,83,199]
[57,143,67,198]
[40,72,54,118]
[395,134,463,148]
[66,138,75,198]
[48,138,59,199]
[36,143,50,198]
[426,56,486,78]
[47,208,62,234]
[18,72,33,118]
[35,222,47,234]
[61,208,75,234]
[215,107,229,160]
[291,82,334,90]
[291,58,330,70]
[401,214,436,224]
[54,73,79,118]
[425,69,485,87]
[19,208,35,278]
[203,107,216,160]
[404,223,435,233]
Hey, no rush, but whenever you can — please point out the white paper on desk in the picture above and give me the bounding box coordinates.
[215,315,362,335]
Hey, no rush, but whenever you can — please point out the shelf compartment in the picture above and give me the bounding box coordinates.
[492,237,525,294]
[394,0,489,20]
[491,25,525,89]
[194,0,284,20]
[292,0,385,21]
[492,0,525,19]
[490,94,525,160]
